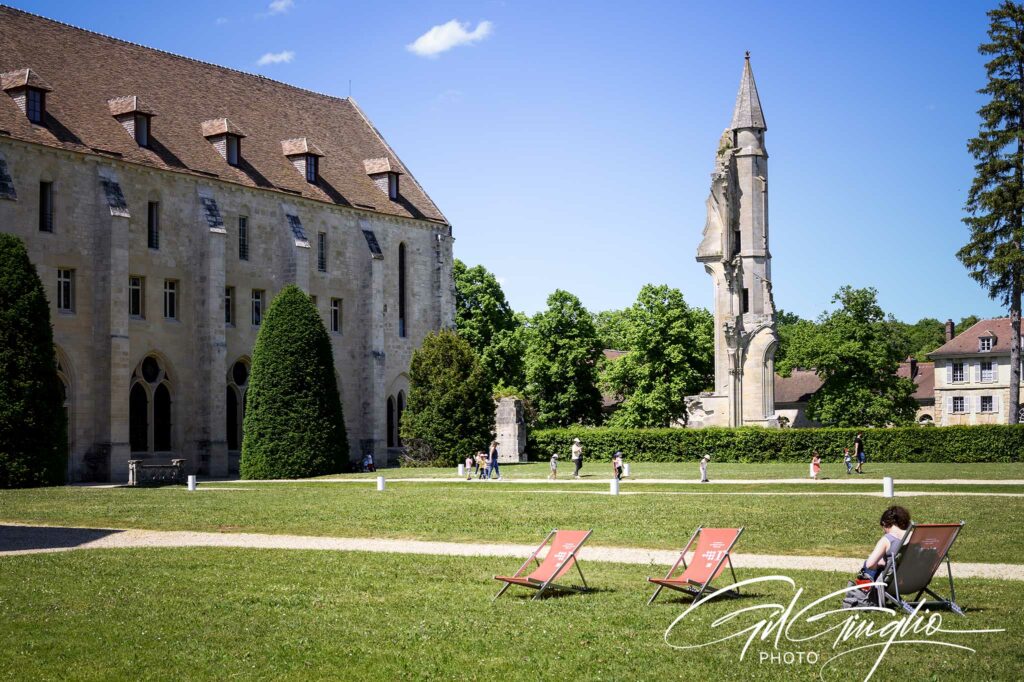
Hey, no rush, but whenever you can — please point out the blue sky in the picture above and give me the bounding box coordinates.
[12,0,1005,323]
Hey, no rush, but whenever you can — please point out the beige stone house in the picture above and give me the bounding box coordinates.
[0,7,455,481]
[930,318,1020,425]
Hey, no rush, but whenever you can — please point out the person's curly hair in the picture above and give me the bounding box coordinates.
[880,505,911,530]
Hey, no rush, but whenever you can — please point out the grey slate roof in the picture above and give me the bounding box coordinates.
[730,54,766,131]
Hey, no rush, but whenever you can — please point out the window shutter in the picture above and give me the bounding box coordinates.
[974,362,981,382]
[945,363,952,383]
[945,396,953,414]
[995,394,1002,416]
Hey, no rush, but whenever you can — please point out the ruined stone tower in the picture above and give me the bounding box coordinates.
[686,54,778,428]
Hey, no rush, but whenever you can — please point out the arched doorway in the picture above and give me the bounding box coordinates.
[226,358,250,474]
[130,355,173,457]
[386,396,396,448]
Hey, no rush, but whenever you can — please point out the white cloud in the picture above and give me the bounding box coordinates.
[257,50,295,65]
[407,19,493,58]
[268,0,294,14]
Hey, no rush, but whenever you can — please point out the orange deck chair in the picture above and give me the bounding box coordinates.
[494,529,592,600]
[647,526,744,605]
[878,522,965,615]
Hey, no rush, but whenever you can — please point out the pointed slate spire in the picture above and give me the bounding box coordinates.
[730,52,766,131]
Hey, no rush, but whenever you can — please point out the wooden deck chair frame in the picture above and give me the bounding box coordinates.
[647,526,744,606]
[493,529,593,601]
[877,521,965,616]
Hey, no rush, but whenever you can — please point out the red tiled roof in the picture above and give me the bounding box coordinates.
[774,369,822,404]
[928,318,1014,357]
[0,6,446,224]
[896,361,934,401]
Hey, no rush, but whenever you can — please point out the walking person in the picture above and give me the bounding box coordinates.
[612,451,624,481]
[854,432,866,474]
[465,454,475,481]
[571,438,584,479]
[843,448,853,475]
[810,451,821,480]
[548,452,559,480]
[488,440,502,480]
[699,454,710,483]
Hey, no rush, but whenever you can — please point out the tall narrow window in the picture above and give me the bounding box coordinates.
[39,181,53,232]
[238,216,249,261]
[317,232,327,272]
[741,287,750,314]
[225,286,235,326]
[129,276,145,318]
[135,114,150,147]
[26,88,44,124]
[388,173,399,200]
[305,155,318,183]
[252,289,265,326]
[163,279,178,319]
[56,268,74,312]
[331,298,342,333]
[147,201,160,249]
[226,135,240,166]
[398,243,407,338]
[310,295,317,308]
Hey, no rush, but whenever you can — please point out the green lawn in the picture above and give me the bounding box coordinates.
[0,548,1018,681]
[334,461,1024,480]
[3,482,1021,562]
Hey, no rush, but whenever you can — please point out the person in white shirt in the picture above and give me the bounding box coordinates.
[571,438,584,479]
[699,455,710,483]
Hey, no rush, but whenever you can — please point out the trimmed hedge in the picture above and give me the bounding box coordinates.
[0,234,67,487]
[241,285,349,479]
[529,425,1024,464]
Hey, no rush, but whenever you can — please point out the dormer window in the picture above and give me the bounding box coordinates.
[226,135,240,166]
[134,113,150,147]
[363,157,404,201]
[282,138,324,185]
[202,118,246,167]
[26,88,44,123]
[108,96,156,148]
[980,336,993,352]
[1,68,53,125]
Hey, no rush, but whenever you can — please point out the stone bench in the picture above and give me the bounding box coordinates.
[128,458,187,486]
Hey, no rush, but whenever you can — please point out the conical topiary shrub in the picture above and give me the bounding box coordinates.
[0,234,67,487]
[240,285,348,478]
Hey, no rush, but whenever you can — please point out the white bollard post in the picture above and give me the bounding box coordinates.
[623,463,631,478]
[458,463,464,477]
[187,475,197,491]
[376,476,386,492]
[883,476,894,498]
[610,478,620,495]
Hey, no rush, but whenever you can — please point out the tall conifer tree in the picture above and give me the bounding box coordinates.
[959,1,1024,422]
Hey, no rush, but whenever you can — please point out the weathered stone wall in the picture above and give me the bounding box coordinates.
[0,137,453,481]
[494,397,527,463]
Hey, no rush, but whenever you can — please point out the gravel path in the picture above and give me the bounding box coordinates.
[2,523,1022,581]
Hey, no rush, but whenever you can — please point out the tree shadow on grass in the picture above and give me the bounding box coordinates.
[511,586,616,601]
[0,525,122,553]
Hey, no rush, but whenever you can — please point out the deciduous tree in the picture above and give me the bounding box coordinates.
[452,259,524,392]
[777,286,918,427]
[602,285,713,427]
[525,290,603,428]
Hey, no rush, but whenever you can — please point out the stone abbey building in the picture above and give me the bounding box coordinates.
[0,7,455,481]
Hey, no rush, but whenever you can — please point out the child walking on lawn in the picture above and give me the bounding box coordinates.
[810,451,821,480]
[465,454,474,480]
[549,452,559,479]
[844,448,853,475]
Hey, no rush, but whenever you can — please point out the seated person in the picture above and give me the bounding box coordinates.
[861,505,911,580]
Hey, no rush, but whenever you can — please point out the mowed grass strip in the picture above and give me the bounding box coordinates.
[331,461,1024,481]
[3,484,1021,562]
[0,548,1019,681]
